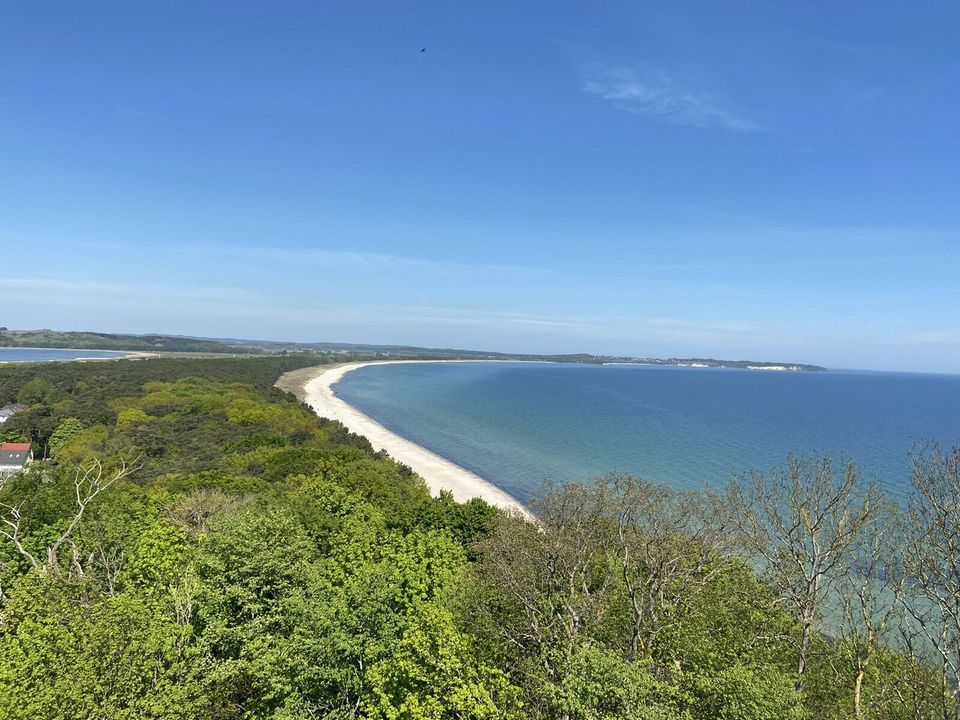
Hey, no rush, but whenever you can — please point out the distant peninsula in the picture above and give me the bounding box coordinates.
[0,328,827,372]
[601,357,827,372]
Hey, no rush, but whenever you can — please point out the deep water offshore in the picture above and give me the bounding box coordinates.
[335,362,960,503]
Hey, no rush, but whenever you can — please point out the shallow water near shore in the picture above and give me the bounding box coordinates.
[334,362,960,502]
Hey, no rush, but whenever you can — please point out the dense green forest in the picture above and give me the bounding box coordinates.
[0,356,956,719]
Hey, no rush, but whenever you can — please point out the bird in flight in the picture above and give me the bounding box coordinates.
[420,48,426,53]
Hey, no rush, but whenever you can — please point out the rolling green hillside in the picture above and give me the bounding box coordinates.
[0,328,258,354]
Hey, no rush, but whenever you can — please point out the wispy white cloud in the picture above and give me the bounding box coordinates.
[111,243,562,281]
[3,274,811,356]
[0,277,594,336]
[1,277,250,303]
[641,317,759,335]
[229,246,553,278]
[581,66,760,132]
[899,328,960,346]
[389,305,600,332]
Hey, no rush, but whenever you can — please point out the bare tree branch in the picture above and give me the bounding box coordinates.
[720,455,880,690]
[0,456,142,580]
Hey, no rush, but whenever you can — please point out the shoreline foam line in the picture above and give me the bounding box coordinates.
[290,361,530,516]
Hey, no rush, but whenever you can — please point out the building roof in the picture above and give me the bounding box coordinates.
[0,404,27,423]
[0,443,31,468]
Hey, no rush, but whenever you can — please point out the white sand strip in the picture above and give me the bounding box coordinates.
[298,361,530,516]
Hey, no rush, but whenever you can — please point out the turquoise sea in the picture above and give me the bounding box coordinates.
[335,362,960,501]
[0,348,130,363]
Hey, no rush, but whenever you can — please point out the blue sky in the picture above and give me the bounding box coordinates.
[2,2,959,372]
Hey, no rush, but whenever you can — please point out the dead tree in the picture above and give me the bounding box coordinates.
[0,499,38,569]
[169,487,247,535]
[722,455,880,691]
[902,445,960,720]
[835,500,906,718]
[0,457,141,578]
[473,481,616,689]
[605,473,721,665]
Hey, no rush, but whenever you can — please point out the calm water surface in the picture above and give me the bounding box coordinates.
[336,362,960,501]
[0,348,130,362]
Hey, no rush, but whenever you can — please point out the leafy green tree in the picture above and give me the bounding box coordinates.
[122,519,192,592]
[0,427,29,443]
[0,574,210,719]
[366,603,523,720]
[16,377,59,406]
[416,491,497,549]
[193,506,318,717]
[48,417,85,457]
[687,663,804,720]
[552,645,686,720]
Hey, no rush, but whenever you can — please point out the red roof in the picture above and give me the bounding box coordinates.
[0,443,31,452]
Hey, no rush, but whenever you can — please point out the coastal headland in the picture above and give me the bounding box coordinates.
[277,361,530,516]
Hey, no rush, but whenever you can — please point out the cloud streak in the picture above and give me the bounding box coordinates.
[582,67,760,132]
[899,328,960,346]
[1,277,250,303]
[227,246,558,279]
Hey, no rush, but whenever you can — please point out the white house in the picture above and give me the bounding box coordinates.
[0,403,28,424]
[0,443,32,477]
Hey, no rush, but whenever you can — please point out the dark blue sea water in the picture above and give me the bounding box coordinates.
[335,362,960,501]
[0,348,130,363]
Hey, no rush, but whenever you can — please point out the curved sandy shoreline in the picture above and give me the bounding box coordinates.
[282,361,530,516]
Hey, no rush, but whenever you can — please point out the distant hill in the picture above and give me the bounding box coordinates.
[0,329,257,354]
[213,339,827,371]
[0,328,826,371]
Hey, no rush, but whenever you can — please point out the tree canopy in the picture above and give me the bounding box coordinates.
[0,355,955,719]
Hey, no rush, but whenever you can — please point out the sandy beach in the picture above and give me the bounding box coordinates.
[278,361,530,516]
